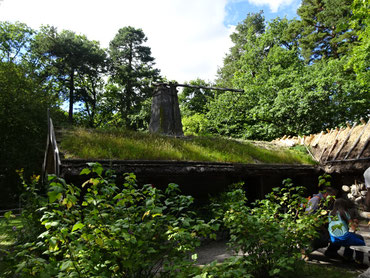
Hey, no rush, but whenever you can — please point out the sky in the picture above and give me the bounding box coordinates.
[0,0,300,83]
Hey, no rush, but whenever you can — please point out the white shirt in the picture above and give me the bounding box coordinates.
[364,167,370,189]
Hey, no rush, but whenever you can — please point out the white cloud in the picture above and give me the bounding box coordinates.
[0,0,235,83]
[246,0,295,13]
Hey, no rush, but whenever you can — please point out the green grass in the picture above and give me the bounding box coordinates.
[0,216,22,275]
[0,217,22,247]
[60,128,316,165]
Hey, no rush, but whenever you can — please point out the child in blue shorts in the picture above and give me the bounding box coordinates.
[328,198,365,246]
[328,198,366,262]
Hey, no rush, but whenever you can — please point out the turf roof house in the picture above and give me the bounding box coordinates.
[41,84,369,200]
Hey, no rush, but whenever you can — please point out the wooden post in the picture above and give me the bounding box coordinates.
[344,119,370,159]
[319,129,334,162]
[325,128,341,162]
[312,131,324,147]
[42,109,51,183]
[333,122,357,160]
[357,134,370,159]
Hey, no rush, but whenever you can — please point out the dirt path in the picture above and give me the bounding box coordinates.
[194,224,370,276]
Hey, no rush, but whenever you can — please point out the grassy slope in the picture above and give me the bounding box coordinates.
[60,128,316,165]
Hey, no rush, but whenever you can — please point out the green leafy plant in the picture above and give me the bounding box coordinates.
[318,174,331,188]
[197,179,329,278]
[6,163,217,277]
[182,113,210,136]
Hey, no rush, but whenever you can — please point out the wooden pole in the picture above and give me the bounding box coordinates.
[325,128,341,162]
[152,82,244,93]
[357,134,370,159]
[319,129,334,162]
[333,122,357,160]
[344,119,370,159]
[312,131,324,147]
[42,109,51,184]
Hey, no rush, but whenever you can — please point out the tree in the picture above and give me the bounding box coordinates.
[74,72,106,127]
[108,26,161,128]
[347,0,370,85]
[178,79,214,117]
[0,21,34,63]
[269,58,369,136]
[0,61,50,207]
[34,27,107,123]
[297,0,357,63]
[216,11,265,88]
[210,18,305,139]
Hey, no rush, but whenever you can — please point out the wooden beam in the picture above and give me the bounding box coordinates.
[153,82,244,93]
[319,129,334,162]
[344,119,370,159]
[175,83,244,92]
[325,128,341,162]
[312,131,324,147]
[357,134,370,159]
[333,122,357,160]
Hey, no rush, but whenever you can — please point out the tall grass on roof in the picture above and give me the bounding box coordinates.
[60,128,316,165]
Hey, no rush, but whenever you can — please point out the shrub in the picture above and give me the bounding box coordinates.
[5,163,217,277]
[182,113,210,136]
[195,179,329,278]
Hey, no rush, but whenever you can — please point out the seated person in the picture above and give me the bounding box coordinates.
[329,198,365,246]
[305,187,338,252]
[328,198,366,262]
[305,187,337,214]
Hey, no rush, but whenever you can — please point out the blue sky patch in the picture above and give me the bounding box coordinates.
[224,0,301,26]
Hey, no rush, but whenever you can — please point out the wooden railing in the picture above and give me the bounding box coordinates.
[42,109,61,182]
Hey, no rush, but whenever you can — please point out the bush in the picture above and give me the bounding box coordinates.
[4,163,217,277]
[195,179,329,278]
[3,167,333,278]
[182,113,210,136]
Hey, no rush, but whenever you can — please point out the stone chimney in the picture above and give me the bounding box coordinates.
[149,83,184,136]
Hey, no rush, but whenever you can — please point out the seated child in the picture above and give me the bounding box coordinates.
[328,198,365,246]
[328,198,366,262]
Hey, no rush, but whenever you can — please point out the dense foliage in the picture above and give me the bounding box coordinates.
[2,163,217,277]
[190,178,332,278]
[0,61,49,207]
[177,1,369,140]
[1,165,334,277]
[208,2,369,140]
